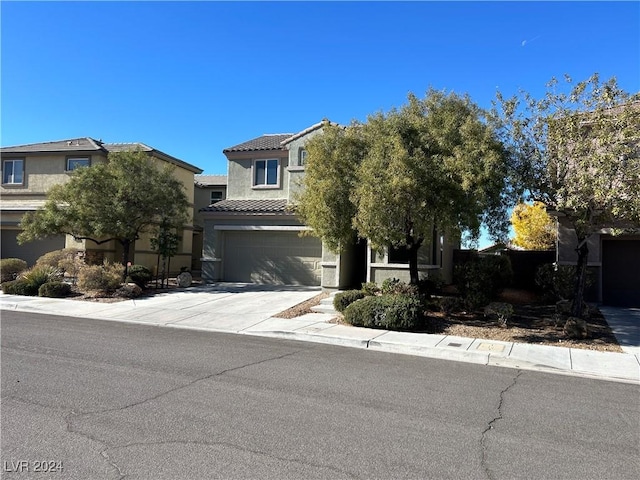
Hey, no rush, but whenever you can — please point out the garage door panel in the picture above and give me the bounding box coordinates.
[224,231,321,286]
[602,240,640,307]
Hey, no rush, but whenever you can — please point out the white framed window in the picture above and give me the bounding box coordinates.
[299,148,308,166]
[66,156,90,171]
[2,159,24,185]
[253,159,279,187]
[210,190,223,204]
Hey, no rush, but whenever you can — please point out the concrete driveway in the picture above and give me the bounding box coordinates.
[599,306,640,355]
[1,283,323,333]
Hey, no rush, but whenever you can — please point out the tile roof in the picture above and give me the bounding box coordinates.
[0,138,202,174]
[200,199,290,213]
[195,174,228,186]
[223,134,293,153]
[280,120,339,146]
[1,137,105,153]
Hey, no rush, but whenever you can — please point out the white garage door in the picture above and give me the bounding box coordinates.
[223,231,322,286]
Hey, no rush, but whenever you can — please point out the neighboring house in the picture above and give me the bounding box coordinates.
[1,138,203,272]
[553,102,640,307]
[556,220,640,306]
[193,174,227,271]
[200,121,458,289]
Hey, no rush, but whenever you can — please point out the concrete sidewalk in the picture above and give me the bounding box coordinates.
[1,285,638,384]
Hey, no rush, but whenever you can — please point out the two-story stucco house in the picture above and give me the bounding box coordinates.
[1,138,203,271]
[200,121,458,289]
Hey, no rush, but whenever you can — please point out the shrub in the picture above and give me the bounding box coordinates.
[36,248,79,269]
[1,279,38,296]
[484,302,514,328]
[36,248,84,282]
[361,282,380,296]
[381,278,418,296]
[454,254,513,309]
[126,264,152,288]
[0,258,28,283]
[343,294,424,331]
[417,271,443,296]
[333,290,366,313]
[18,265,62,294]
[535,263,595,301]
[439,296,465,315]
[115,283,143,298]
[38,281,72,298]
[77,262,124,293]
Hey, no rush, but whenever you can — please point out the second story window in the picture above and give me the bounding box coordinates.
[67,157,90,171]
[2,159,24,185]
[254,159,279,187]
[299,148,308,166]
[210,190,223,204]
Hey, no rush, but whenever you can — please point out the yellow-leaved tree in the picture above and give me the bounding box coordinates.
[510,202,556,250]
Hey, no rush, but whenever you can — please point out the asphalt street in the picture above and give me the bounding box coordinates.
[2,311,639,480]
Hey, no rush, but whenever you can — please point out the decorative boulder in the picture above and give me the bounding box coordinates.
[563,317,588,339]
[176,271,192,288]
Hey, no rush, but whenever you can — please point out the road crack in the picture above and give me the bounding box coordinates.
[107,439,361,479]
[480,370,523,480]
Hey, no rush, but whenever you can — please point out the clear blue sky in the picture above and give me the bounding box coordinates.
[2,1,638,173]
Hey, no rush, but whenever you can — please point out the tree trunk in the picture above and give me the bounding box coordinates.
[122,239,132,280]
[571,237,589,317]
[408,241,422,285]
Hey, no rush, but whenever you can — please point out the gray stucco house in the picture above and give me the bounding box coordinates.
[200,121,458,289]
[556,219,640,307]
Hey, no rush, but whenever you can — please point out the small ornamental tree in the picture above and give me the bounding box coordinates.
[494,73,640,316]
[18,149,190,278]
[151,217,181,288]
[510,201,557,250]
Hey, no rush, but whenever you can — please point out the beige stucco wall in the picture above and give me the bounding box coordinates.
[225,151,290,200]
[194,184,227,225]
[1,152,108,196]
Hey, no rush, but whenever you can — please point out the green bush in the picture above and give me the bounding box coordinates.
[381,278,418,296]
[535,263,594,301]
[417,271,443,296]
[18,265,62,294]
[1,279,38,296]
[361,282,380,296]
[343,294,424,331]
[0,258,28,283]
[77,262,124,293]
[126,264,152,288]
[38,281,72,298]
[438,296,465,315]
[333,290,366,313]
[454,254,513,309]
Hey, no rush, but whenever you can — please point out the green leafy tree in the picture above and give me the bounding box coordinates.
[510,201,557,250]
[297,90,511,284]
[494,73,640,316]
[18,149,190,275]
[295,121,367,252]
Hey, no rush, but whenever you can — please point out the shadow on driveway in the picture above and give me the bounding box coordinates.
[599,306,640,354]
